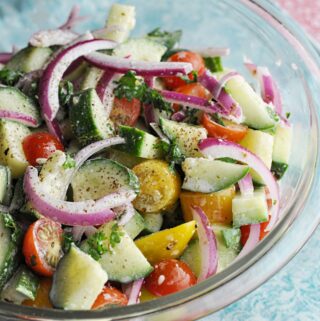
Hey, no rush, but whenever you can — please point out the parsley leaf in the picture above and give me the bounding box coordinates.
[179,70,198,84]
[0,68,23,86]
[114,71,172,112]
[87,231,108,261]
[62,229,74,253]
[63,154,76,169]
[147,28,182,50]
[211,113,225,126]
[2,213,21,243]
[59,81,74,107]
[204,57,223,73]
[286,112,291,119]
[109,223,124,248]
[266,106,280,122]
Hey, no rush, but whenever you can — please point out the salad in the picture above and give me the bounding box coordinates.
[0,3,292,311]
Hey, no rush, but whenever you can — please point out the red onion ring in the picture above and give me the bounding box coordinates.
[24,166,135,226]
[85,52,193,77]
[238,173,254,196]
[198,138,279,232]
[171,110,186,122]
[237,224,260,261]
[58,5,88,30]
[0,52,12,64]
[192,205,218,282]
[0,110,39,128]
[122,279,144,305]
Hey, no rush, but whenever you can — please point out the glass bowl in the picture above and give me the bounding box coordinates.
[0,0,319,320]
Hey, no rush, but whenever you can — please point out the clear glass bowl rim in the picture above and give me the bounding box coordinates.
[0,0,320,320]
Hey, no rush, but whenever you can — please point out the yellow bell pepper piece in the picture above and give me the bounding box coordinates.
[132,160,181,213]
[135,221,196,265]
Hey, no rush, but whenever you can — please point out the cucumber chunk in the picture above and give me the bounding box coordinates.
[180,239,201,277]
[104,4,136,43]
[0,120,31,178]
[232,188,268,227]
[182,158,249,193]
[240,128,274,184]
[7,46,52,73]
[113,38,166,62]
[0,165,11,206]
[70,89,115,146]
[0,87,41,127]
[0,213,21,291]
[106,148,145,168]
[80,67,104,90]
[81,222,153,283]
[0,265,39,304]
[159,118,207,157]
[118,125,163,159]
[123,211,145,239]
[143,213,163,234]
[71,158,139,201]
[224,75,278,130]
[50,245,108,310]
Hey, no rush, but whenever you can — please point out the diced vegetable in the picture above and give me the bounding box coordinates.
[135,221,196,265]
[50,244,108,310]
[0,120,31,178]
[180,187,235,224]
[132,160,181,213]
[70,89,115,146]
[71,158,140,201]
[80,67,104,90]
[123,211,145,239]
[181,158,249,193]
[0,166,11,206]
[143,213,163,234]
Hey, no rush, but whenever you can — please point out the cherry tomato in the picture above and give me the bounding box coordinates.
[163,51,205,89]
[201,113,248,143]
[110,97,141,127]
[22,219,63,277]
[173,83,211,112]
[240,217,270,246]
[22,132,64,166]
[144,259,197,296]
[23,278,53,308]
[92,285,128,309]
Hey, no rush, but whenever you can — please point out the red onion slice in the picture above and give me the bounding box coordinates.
[160,90,226,115]
[24,166,135,226]
[199,138,279,232]
[0,52,12,64]
[39,39,117,122]
[192,205,218,282]
[238,173,254,196]
[171,110,186,122]
[46,119,64,144]
[237,224,260,261]
[58,5,88,30]
[72,225,98,241]
[213,71,239,99]
[29,29,78,48]
[85,52,193,77]
[144,76,155,88]
[0,110,39,128]
[122,279,144,305]
[143,104,156,125]
[117,203,136,226]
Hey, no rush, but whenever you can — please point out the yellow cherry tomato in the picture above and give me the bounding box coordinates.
[135,221,196,265]
[132,160,181,213]
[180,186,236,225]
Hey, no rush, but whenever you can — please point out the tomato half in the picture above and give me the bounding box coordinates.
[201,113,248,143]
[110,97,141,127]
[144,259,197,296]
[92,285,128,309]
[163,51,205,90]
[22,219,63,277]
[22,132,64,166]
[173,83,211,112]
[240,217,270,246]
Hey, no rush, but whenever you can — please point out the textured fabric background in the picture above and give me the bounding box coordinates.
[0,1,319,320]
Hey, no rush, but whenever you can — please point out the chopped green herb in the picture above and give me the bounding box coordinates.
[266,106,280,123]
[204,57,223,73]
[285,112,291,119]
[2,213,21,243]
[179,70,198,84]
[63,154,76,169]
[114,71,172,112]
[59,81,74,107]
[109,223,124,248]
[211,113,225,126]
[147,28,182,50]
[87,231,108,261]
[0,68,23,86]
[30,255,37,267]
[62,229,74,253]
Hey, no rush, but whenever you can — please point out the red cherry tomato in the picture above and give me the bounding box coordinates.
[144,259,197,296]
[22,132,64,166]
[173,83,211,112]
[22,219,63,277]
[92,285,128,309]
[163,51,206,90]
[201,113,248,143]
[240,217,270,246]
[110,97,141,127]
